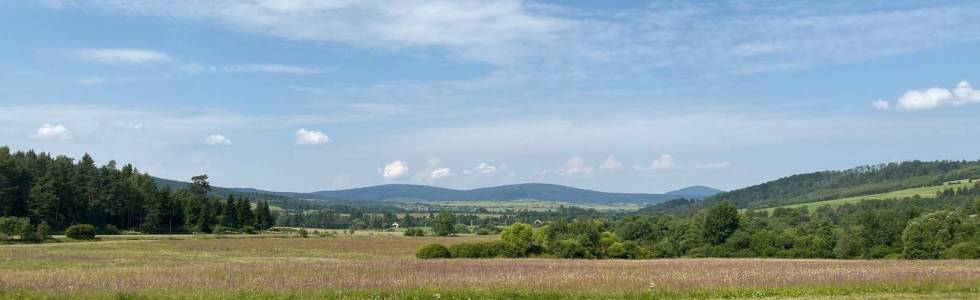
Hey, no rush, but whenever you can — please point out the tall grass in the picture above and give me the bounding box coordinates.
[1,235,979,299]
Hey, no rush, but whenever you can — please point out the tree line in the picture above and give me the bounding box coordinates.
[0,147,273,242]
[419,184,980,259]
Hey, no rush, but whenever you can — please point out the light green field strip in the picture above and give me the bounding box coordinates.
[764,179,978,212]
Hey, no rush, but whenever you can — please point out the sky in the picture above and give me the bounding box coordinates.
[1,0,979,193]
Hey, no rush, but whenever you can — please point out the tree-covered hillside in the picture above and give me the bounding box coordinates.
[647,160,980,214]
[0,147,274,236]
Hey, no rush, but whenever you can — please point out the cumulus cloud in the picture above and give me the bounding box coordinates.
[416,158,453,181]
[876,81,980,111]
[204,134,231,146]
[30,124,72,140]
[636,154,674,170]
[597,155,623,173]
[465,162,498,175]
[69,48,173,64]
[223,64,325,75]
[429,168,451,180]
[871,100,890,111]
[695,161,731,169]
[557,156,593,176]
[382,160,409,179]
[294,128,331,145]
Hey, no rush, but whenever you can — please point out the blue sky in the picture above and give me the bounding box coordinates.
[2,0,979,193]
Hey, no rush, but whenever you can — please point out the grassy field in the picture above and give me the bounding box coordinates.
[2,234,980,299]
[766,179,978,212]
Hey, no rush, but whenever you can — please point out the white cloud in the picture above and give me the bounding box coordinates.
[30,124,72,140]
[69,48,173,64]
[415,158,453,181]
[382,160,409,179]
[597,155,623,173]
[878,81,980,111]
[695,161,730,169]
[113,121,144,130]
[48,1,980,71]
[636,154,674,171]
[465,162,498,175]
[654,154,675,169]
[46,1,568,64]
[557,156,593,176]
[223,64,325,75]
[204,134,231,146]
[294,128,331,145]
[871,100,890,111]
[429,168,451,180]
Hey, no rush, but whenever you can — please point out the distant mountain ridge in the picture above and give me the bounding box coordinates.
[310,183,723,204]
[153,177,723,205]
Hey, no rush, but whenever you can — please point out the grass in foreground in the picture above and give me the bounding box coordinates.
[2,235,979,299]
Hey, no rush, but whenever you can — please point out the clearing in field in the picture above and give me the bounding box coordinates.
[2,234,979,299]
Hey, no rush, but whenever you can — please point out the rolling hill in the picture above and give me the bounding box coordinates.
[644,160,980,214]
[153,177,722,206]
[310,183,721,204]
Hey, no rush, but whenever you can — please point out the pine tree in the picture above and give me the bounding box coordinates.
[236,197,253,229]
[253,201,273,230]
[28,172,61,227]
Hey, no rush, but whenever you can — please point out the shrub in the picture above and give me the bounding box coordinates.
[34,221,51,242]
[449,242,502,258]
[500,223,534,257]
[404,228,426,237]
[65,224,97,240]
[242,225,257,234]
[552,239,588,259]
[475,228,492,235]
[416,244,451,259]
[101,224,120,235]
[454,224,471,234]
[944,242,980,259]
[0,217,33,242]
[211,225,231,234]
[606,242,626,258]
[298,228,309,238]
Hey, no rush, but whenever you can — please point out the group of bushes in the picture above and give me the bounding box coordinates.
[403,228,426,236]
[0,217,51,243]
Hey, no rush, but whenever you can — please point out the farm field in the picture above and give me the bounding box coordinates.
[766,179,978,212]
[2,235,979,299]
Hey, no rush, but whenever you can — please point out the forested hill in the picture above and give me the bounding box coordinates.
[645,160,980,214]
[151,177,320,210]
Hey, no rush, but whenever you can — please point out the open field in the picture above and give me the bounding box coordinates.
[2,235,980,299]
[766,179,979,212]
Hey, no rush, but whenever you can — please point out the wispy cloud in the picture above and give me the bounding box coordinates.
[696,161,731,169]
[47,1,980,73]
[223,64,325,75]
[69,48,173,65]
